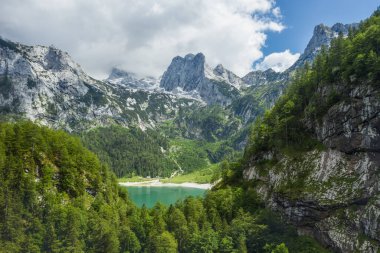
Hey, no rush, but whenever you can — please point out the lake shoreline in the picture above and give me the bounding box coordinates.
[118,179,212,189]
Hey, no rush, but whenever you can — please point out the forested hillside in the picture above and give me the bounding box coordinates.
[81,126,178,178]
[0,122,135,252]
[245,9,380,157]
[80,125,241,178]
[235,9,380,252]
[0,121,328,252]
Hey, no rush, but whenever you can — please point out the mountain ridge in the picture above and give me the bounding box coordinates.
[0,20,357,178]
[0,37,201,132]
[0,21,355,132]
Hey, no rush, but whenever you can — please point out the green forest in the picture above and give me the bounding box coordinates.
[81,125,178,178]
[0,122,327,252]
[81,124,241,179]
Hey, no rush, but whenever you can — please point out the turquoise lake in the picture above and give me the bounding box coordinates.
[124,186,207,208]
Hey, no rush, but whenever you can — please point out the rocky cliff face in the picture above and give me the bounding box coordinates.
[0,38,200,132]
[160,53,241,106]
[243,83,380,252]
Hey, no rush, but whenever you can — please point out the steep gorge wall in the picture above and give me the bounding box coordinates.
[244,84,380,252]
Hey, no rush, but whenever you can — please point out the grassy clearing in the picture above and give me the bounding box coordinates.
[118,164,221,184]
[161,163,220,184]
[118,176,158,183]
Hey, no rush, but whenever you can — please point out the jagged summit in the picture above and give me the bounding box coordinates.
[331,22,353,33]
[106,67,160,90]
[184,53,198,60]
[242,68,282,87]
[106,65,167,93]
[213,64,225,74]
[212,64,244,88]
[305,22,351,55]
[160,52,206,92]
[108,67,137,80]
[159,52,243,105]
[289,22,357,71]
[0,37,94,92]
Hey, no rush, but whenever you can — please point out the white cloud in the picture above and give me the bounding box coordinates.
[272,7,282,18]
[255,49,300,72]
[0,0,284,78]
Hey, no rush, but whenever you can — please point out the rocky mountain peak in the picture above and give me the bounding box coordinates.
[171,52,205,66]
[0,38,90,88]
[242,68,282,87]
[213,64,225,75]
[305,22,353,56]
[183,53,196,60]
[160,53,241,105]
[160,52,207,92]
[106,67,159,90]
[331,22,352,33]
[303,23,335,60]
[212,63,244,89]
[263,68,276,74]
[108,67,136,80]
[288,22,356,71]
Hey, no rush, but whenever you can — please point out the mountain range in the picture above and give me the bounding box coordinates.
[0,22,355,134]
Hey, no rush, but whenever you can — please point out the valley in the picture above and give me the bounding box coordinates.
[0,4,379,253]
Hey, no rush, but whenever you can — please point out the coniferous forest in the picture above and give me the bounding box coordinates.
[0,122,328,252]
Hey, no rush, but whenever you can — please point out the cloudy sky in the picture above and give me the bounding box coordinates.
[0,0,377,79]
